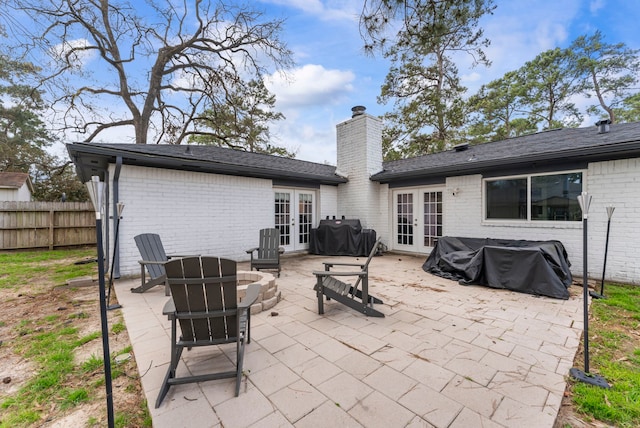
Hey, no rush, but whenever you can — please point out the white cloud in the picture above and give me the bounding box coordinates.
[265,64,355,109]
[590,0,606,14]
[258,0,359,22]
[465,0,581,82]
[50,38,98,69]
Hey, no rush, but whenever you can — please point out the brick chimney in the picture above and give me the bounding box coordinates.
[335,106,383,228]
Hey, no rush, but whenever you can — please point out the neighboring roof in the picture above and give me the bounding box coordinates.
[0,172,33,191]
[66,143,347,185]
[371,122,640,183]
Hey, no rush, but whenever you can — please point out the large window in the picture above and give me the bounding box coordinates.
[485,172,583,221]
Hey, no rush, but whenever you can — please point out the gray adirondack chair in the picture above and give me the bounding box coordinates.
[132,233,196,295]
[313,238,384,317]
[246,228,283,277]
[155,256,259,408]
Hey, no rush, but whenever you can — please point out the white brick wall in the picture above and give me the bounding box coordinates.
[111,165,275,277]
[585,158,640,284]
[319,185,338,221]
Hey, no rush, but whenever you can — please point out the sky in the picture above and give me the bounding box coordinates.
[38,0,640,165]
[251,0,640,165]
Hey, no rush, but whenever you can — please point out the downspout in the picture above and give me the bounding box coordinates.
[112,156,123,278]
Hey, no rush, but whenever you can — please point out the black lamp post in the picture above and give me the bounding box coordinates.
[107,202,124,310]
[590,205,615,300]
[570,191,609,388]
[86,176,115,427]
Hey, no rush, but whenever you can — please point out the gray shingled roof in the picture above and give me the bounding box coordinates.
[371,122,640,183]
[66,143,346,185]
[68,122,640,186]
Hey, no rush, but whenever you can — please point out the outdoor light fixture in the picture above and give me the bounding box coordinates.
[570,192,610,389]
[590,205,615,300]
[86,176,115,428]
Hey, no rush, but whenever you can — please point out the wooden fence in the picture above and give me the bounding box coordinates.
[0,201,96,250]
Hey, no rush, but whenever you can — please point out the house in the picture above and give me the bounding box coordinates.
[0,172,34,201]
[67,108,640,284]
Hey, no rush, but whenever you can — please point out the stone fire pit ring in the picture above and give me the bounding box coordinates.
[237,270,281,314]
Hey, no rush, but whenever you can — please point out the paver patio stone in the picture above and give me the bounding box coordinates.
[249,411,293,428]
[491,395,557,428]
[402,358,457,392]
[448,407,504,428]
[398,382,464,428]
[273,342,318,369]
[213,387,274,427]
[489,371,551,407]
[295,355,342,385]
[316,371,374,410]
[294,400,363,428]
[249,361,300,396]
[333,350,382,379]
[268,379,327,423]
[349,390,415,428]
[363,364,418,401]
[441,375,504,417]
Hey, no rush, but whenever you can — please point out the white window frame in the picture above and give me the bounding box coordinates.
[482,169,586,223]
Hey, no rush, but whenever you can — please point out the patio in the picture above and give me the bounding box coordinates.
[114,252,583,428]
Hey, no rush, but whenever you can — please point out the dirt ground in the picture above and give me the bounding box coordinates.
[0,256,148,427]
[0,254,616,427]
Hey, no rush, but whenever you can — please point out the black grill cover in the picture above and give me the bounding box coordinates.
[423,237,572,299]
[309,219,376,256]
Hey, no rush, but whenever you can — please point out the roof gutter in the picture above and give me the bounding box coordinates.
[67,143,347,185]
[111,156,122,279]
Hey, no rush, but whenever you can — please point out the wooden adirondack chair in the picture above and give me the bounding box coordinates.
[132,233,196,295]
[155,256,260,408]
[246,228,284,277]
[313,238,384,317]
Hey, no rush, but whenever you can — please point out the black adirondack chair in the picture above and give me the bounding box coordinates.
[246,228,283,277]
[313,238,384,317]
[132,233,196,295]
[155,256,260,408]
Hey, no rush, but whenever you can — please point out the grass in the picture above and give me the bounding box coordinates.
[0,248,150,428]
[2,320,89,425]
[0,248,97,289]
[568,283,640,427]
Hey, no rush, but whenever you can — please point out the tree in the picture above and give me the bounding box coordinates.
[614,93,640,123]
[0,52,88,201]
[468,48,583,143]
[518,47,582,129]
[190,79,294,157]
[360,0,495,158]
[0,54,51,171]
[467,70,536,143]
[569,30,640,123]
[7,0,293,146]
[31,160,89,202]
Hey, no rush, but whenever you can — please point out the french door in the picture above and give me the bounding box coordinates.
[393,188,443,253]
[274,189,315,252]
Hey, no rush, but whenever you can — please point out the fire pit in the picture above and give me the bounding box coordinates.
[237,271,281,314]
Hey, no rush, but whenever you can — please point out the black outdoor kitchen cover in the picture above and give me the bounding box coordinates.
[309,219,377,256]
[422,237,572,299]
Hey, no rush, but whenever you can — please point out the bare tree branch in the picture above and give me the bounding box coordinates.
[7,0,293,145]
